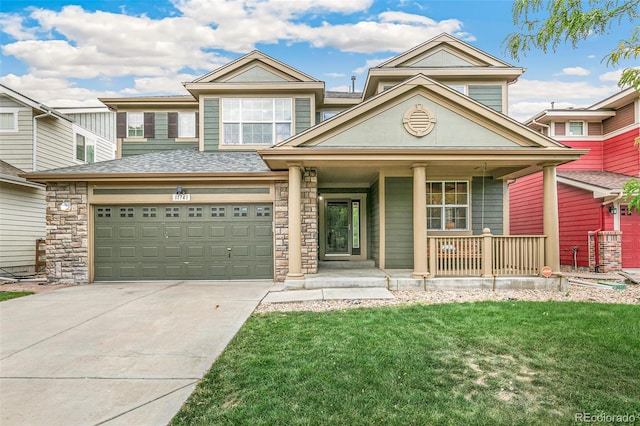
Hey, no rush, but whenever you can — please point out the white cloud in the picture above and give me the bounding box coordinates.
[508,78,619,122]
[353,57,393,74]
[0,14,37,40]
[325,72,346,78]
[558,66,590,76]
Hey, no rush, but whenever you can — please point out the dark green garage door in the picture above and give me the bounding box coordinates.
[94,204,273,281]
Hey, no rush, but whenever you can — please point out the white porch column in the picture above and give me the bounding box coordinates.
[286,163,304,280]
[542,164,560,273]
[411,163,429,278]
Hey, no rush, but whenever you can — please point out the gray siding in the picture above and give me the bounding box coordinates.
[468,85,502,112]
[384,177,413,268]
[0,182,46,268]
[35,115,76,171]
[368,179,380,266]
[203,98,220,151]
[67,111,115,141]
[295,98,311,134]
[471,177,503,235]
[0,106,33,172]
[121,112,198,157]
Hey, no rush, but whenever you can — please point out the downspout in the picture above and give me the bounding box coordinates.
[33,109,54,172]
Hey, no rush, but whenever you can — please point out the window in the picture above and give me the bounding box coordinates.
[75,131,95,163]
[426,181,469,230]
[127,112,144,138]
[179,112,196,138]
[222,98,292,145]
[0,108,19,132]
[568,121,584,136]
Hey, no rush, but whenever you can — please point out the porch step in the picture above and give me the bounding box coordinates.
[318,260,376,269]
[303,276,388,289]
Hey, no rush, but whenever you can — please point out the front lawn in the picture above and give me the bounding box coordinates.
[0,291,34,301]
[172,302,640,425]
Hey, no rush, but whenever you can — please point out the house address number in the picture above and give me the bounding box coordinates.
[172,194,191,202]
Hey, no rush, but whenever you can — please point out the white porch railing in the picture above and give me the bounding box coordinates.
[427,229,546,277]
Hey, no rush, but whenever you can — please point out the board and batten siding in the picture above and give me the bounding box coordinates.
[121,112,198,157]
[468,85,502,113]
[203,98,220,151]
[67,111,116,141]
[0,98,33,172]
[294,98,311,134]
[0,182,46,268]
[368,179,380,266]
[471,177,504,235]
[384,177,413,269]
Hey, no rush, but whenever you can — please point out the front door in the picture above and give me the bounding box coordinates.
[321,196,365,260]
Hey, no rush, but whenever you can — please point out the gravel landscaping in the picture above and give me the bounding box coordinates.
[255,283,640,313]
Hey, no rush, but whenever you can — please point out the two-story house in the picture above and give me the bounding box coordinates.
[0,85,116,275]
[511,88,640,271]
[26,34,586,289]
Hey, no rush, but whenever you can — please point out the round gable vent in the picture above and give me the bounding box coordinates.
[402,104,436,137]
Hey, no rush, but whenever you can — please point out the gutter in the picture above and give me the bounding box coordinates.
[32,109,56,171]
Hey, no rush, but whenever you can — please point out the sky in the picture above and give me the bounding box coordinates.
[0,0,636,122]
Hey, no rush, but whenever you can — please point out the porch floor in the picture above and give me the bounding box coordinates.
[285,262,567,291]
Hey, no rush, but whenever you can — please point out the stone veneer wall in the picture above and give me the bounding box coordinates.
[588,230,622,273]
[274,180,289,282]
[301,169,318,275]
[273,168,318,282]
[46,182,89,284]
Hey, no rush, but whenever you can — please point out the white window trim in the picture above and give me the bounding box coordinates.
[73,126,96,163]
[568,120,586,136]
[127,112,144,138]
[0,108,20,132]
[426,180,470,231]
[221,98,292,146]
[178,111,196,138]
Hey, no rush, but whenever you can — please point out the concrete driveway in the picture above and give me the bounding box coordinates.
[0,280,274,425]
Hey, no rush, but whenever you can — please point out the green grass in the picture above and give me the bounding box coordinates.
[0,291,34,301]
[172,302,640,425]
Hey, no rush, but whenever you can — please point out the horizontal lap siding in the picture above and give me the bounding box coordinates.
[369,180,380,266]
[603,103,635,134]
[0,183,45,268]
[295,98,311,134]
[468,85,502,112]
[509,173,543,235]
[203,98,220,151]
[385,177,413,269]
[558,141,603,170]
[122,112,199,157]
[603,128,640,175]
[557,183,601,267]
[0,106,34,172]
[35,116,75,171]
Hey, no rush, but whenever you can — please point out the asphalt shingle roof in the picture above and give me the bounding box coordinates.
[30,149,271,175]
[0,160,25,177]
[557,170,633,191]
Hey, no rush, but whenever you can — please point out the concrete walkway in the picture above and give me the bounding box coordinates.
[0,281,274,426]
[262,287,394,303]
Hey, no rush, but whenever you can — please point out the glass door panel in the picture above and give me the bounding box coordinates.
[326,201,350,254]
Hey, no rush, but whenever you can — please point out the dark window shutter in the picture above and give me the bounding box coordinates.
[195,112,199,138]
[143,113,155,138]
[116,112,126,138]
[168,112,178,138]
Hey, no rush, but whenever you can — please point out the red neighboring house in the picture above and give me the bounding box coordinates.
[510,88,640,271]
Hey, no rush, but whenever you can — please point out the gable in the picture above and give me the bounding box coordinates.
[224,65,288,83]
[410,49,477,67]
[308,94,518,149]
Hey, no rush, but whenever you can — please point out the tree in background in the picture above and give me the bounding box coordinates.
[504,0,640,211]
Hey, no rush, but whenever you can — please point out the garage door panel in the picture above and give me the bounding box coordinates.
[209,226,227,238]
[232,225,250,238]
[141,226,161,238]
[141,246,160,258]
[95,226,114,239]
[118,246,137,259]
[94,204,273,281]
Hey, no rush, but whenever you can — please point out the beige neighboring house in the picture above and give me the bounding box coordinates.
[0,84,116,275]
[26,34,586,288]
